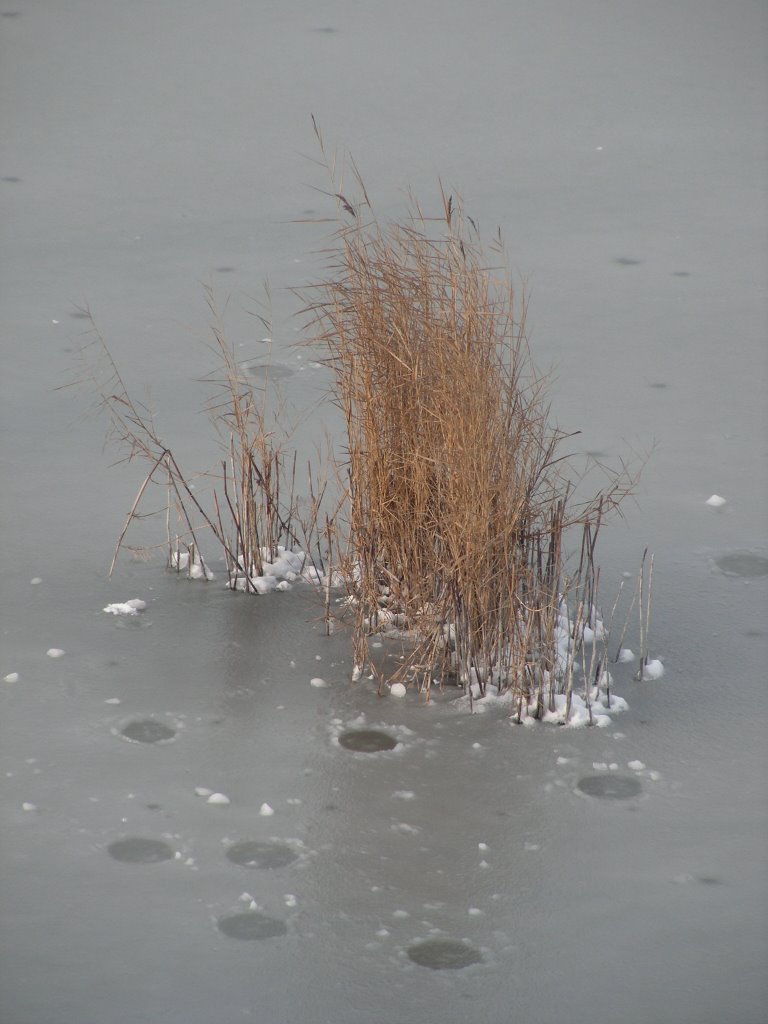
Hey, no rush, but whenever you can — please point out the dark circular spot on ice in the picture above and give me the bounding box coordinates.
[715,553,768,578]
[338,729,397,752]
[226,840,298,869]
[217,912,287,940]
[406,938,482,970]
[108,837,174,863]
[215,266,236,273]
[577,775,641,800]
[121,719,176,743]
[614,257,642,266]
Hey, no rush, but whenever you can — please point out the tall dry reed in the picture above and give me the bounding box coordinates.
[299,143,633,710]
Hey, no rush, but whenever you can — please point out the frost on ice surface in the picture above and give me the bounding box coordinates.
[103,598,146,616]
[705,494,727,508]
[3,672,19,683]
[46,648,65,658]
[206,792,230,805]
[259,802,275,816]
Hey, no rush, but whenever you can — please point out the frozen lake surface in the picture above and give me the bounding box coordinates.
[1,2,767,1022]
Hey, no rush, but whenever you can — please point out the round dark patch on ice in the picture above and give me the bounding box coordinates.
[121,720,176,743]
[715,553,768,578]
[107,837,174,863]
[217,912,287,940]
[614,257,642,266]
[241,361,295,381]
[338,729,398,752]
[577,775,641,800]
[226,841,298,869]
[406,938,483,970]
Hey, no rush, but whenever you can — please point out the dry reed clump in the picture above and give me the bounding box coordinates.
[65,292,328,594]
[300,164,635,713]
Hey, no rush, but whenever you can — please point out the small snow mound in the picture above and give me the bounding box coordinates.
[705,494,727,508]
[618,648,635,663]
[46,648,65,658]
[22,802,37,812]
[103,598,146,616]
[389,682,407,697]
[259,802,275,816]
[309,677,327,688]
[628,760,645,771]
[206,792,230,805]
[639,658,664,680]
[194,787,213,797]
[4,672,19,683]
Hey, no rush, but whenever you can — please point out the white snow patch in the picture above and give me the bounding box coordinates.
[104,697,121,705]
[393,790,416,800]
[391,822,420,834]
[392,909,409,918]
[30,577,42,585]
[206,792,230,805]
[22,802,37,812]
[309,677,327,688]
[468,907,483,916]
[194,787,213,797]
[103,598,146,616]
[639,658,664,680]
[284,894,298,908]
[705,494,727,507]
[389,682,407,697]
[556,756,571,765]
[259,802,275,816]
[618,648,635,663]
[478,842,489,851]
[4,672,19,683]
[628,760,646,771]
[46,648,65,658]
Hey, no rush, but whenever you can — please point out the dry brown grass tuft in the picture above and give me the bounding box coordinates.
[299,138,635,711]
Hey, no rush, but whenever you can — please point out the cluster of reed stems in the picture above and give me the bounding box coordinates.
[67,292,329,594]
[69,132,650,717]
[298,144,636,710]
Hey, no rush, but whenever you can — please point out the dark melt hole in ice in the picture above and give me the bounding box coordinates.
[241,361,295,381]
[614,257,643,266]
[715,553,768,578]
[226,840,298,869]
[338,729,398,752]
[217,912,287,941]
[215,266,236,273]
[121,719,176,743]
[107,837,174,863]
[1,12,21,18]
[697,875,724,885]
[2,175,21,181]
[406,938,483,970]
[577,775,642,800]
